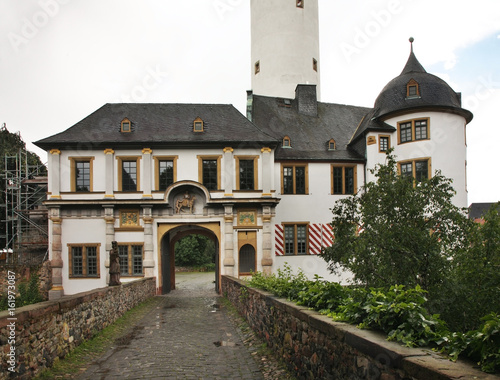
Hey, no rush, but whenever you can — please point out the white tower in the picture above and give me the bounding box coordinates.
[251,0,321,100]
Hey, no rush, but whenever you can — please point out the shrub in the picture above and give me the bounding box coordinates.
[333,285,447,347]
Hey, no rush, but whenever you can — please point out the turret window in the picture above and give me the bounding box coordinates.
[399,159,431,182]
[406,79,420,98]
[398,118,429,144]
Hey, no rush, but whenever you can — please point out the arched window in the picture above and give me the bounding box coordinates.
[239,244,256,274]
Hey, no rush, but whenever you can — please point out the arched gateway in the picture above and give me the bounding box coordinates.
[159,223,220,294]
[156,180,278,294]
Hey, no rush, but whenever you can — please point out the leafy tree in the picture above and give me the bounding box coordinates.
[174,234,215,267]
[445,203,500,331]
[320,151,473,295]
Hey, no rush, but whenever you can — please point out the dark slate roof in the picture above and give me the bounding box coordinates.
[469,202,499,220]
[349,108,396,145]
[34,103,278,150]
[373,51,473,122]
[251,94,369,161]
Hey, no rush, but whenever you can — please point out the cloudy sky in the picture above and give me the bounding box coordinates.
[0,0,499,204]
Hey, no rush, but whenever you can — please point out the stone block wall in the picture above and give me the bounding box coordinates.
[0,260,52,301]
[0,277,156,379]
[222,276,498,380]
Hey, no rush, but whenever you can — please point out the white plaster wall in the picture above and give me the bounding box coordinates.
[251,0,320,99]
[271,161,363,283]
[60,218,107,295]
[58,149,106,193]
[274,255,354,284]
[273,162,364,222]
[367,112,468,208]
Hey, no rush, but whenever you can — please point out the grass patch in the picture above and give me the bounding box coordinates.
[35,296,161,379]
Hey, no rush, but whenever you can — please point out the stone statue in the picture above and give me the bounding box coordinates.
[109,241,121,286]
[175,191,196,214]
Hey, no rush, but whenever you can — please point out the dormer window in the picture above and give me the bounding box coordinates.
[121,118,131,132]
[193,117,204,132]
[328,138,336,150]
[283,136,291,148]
[406,79,420,98]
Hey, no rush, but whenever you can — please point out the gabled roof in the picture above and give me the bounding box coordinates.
[348,109,396,145]
[251,94,369,161]
[34,103,278,150]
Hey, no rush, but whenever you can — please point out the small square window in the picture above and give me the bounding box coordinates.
[379,136,390,152]
[296,0,304,8]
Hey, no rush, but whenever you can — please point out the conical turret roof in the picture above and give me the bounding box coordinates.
[373,41,472,122]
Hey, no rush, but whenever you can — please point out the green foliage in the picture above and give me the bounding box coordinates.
[174,235,215,267]
[320,151,472,293]
[444,203,500,331]
[248,264,309,300]
[247,267,499,372]
[0,273,44,311]
[18,273,44,306]
[440,313,500,373]
[295,276,347,312]
[333,285,446,347]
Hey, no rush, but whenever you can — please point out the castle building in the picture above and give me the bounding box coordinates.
[35,0,472,299]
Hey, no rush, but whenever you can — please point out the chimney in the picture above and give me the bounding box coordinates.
[295,84,318,117]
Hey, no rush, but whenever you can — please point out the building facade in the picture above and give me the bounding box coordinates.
[35,1,472,299]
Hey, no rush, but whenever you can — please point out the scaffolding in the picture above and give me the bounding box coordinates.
[1,149,48,265]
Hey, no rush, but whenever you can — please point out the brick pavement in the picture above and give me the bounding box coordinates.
[76,273,267,380]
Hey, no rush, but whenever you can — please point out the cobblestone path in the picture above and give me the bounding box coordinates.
[75,273,293,380]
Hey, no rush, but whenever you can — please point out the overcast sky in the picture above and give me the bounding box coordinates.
[0,0,499,205]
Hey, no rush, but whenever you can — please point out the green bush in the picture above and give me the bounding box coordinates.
[333,285,447,347]
[248,264,309,300]
[296,277,347,312]
[246,267,499,373]
[440,313,500,373]
[0,273,43,311]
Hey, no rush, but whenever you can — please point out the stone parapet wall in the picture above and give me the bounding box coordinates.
[0,277,156,379]
[222,276,498,380]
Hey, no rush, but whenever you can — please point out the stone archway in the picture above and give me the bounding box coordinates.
[158,223,220,294]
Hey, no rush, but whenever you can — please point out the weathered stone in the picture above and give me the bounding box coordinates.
[221,275,498,380]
